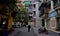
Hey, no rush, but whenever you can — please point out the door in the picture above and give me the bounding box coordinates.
[42,19,45,27]
[57,17,60,30]
[0,18,8,29]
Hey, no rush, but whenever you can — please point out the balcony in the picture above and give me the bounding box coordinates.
[52,0,60,8]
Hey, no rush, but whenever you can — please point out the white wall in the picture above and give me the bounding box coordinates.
[51,1,54,11]
[35,2,42,28]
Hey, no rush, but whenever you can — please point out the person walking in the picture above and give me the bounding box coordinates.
[28,25,31,32]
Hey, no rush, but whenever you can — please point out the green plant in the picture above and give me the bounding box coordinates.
[14,5,29,22]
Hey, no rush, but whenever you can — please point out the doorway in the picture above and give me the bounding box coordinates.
[42,19,45,27]
[0,18,8,29]
[57,17,60,30]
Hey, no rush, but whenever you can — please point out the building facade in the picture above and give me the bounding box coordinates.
[0,4,17,31]
[0,0,17,36]
[39,0,60,31]
[23,0,41,28]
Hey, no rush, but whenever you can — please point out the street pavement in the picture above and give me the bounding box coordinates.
[8,27,38,36]
[33,27,53,36]
[15,27,38,36]
[9,26,53,36]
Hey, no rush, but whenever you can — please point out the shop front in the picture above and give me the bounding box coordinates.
[0,4,17,36]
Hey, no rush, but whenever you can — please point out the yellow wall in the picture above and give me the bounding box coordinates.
[8,17,13,29]
[0,14,13,29]
[0,5,13,30]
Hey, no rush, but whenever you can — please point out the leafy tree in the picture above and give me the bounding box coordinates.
[14,5,29,22]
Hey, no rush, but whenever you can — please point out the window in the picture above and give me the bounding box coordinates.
[0,18,8,29]
[33,11,36,16]
[42,19,45,27]
[53,0,60,6]
[52,0,58,6]
[58,10,60,16]
[29,16,32,20]
[25,5,29,7]
[33,4,36,8]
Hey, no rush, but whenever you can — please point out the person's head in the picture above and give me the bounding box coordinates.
[44,2,51,14]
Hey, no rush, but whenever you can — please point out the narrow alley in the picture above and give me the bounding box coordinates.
[0,0,60,36]
[9,26,53,36]
[9,27,38,36]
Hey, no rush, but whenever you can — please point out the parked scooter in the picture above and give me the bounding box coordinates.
[38,27,48,34]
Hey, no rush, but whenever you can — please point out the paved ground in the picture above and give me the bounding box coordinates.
[9,26,53,36]
[9,27,38,36]
[8,21,53,36]
[33,27,53,36]
[15,27,38,36]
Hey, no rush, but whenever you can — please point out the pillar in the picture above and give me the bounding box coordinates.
[35,2,41,28]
